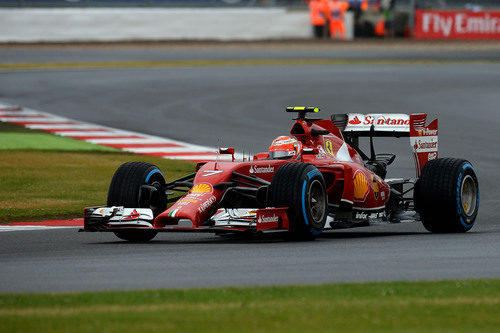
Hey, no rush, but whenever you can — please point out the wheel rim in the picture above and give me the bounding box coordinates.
[308,179,326,223]
[460,175,477,216]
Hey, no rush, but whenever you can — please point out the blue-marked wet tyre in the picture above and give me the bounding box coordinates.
[107,162,166,242]
[415,158,479,233]
[269,163,327,240]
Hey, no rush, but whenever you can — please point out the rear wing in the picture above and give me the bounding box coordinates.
[332,113,410,137]
[331,113,438,177]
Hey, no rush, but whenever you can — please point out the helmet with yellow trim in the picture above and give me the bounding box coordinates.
[268,136,302,160]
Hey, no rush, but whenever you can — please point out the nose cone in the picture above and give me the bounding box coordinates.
[155,182,220,228]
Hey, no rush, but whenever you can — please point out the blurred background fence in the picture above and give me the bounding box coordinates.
[1,0,306,8]
[1,0,498,9]
[1,0,498,42]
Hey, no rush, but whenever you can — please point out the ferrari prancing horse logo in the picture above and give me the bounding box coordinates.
[372,175,380,200]
[325,140,334,156]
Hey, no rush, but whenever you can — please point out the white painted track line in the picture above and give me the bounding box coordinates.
[0,226,77,232]
[126,146,219,154]
[87,138,174,144]
[26,124,107,130]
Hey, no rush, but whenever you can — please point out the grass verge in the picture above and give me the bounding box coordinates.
[1,58,499,71]
[0,150,195,223]
[0,121,118,151]
[0,279,498,332]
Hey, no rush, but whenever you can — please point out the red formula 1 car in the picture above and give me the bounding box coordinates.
[83,107,479,242]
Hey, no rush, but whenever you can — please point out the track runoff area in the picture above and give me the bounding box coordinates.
[0,102,239,231]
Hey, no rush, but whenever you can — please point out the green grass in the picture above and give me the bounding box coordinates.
[0,122,195,222]
[0,150,195,223]
[1,58,499,71]
[0,122,118,151]
[0,279,498,332]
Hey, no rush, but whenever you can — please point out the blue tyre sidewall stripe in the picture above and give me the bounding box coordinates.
[458,163,478,229]
[145,169,163,183]
[301,180,310,227]
[302,171,325,235]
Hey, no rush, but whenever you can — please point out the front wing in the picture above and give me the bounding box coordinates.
[83,206,290,233]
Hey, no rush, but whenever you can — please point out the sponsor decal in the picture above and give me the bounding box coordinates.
[349,115,409,126]
[257,214,279,223]
[249,165,275,174]
[414,10,500,40]
[123,209,140,220]
[183,183,214,202]
[177,198,199,206]
[201,170,224,177]
[355,212,368,219]
[168,208,179,218]
[325,140,335,156]
[381,191,386,201]
[355,211,386,220]
[428,152,437,160]
[198,195,217,213]
[370,116,408,126]
[411,137,438,152]
[349,116,361,125]
[372,175,380,200]
[353,171,369,201]
[417,128,438,136]
[190,183,213,194]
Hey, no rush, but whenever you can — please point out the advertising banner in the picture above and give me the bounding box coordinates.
[414,9,500,40]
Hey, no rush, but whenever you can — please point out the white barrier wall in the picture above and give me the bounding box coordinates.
[0,8,354,42]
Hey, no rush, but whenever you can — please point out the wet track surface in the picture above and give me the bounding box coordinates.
[0,44,499,292]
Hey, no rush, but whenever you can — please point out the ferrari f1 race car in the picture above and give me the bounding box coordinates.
[83,107,479,242]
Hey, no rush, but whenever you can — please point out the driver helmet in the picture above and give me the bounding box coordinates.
[268,136,302,160]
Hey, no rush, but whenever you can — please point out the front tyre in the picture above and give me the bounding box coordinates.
[415,158,479,233]
[269,163,327,240]
[107,162,166,242]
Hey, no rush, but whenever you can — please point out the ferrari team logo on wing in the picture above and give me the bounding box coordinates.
[325,140,335,156]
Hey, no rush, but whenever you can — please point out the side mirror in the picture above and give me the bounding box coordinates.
[219,147,235,162]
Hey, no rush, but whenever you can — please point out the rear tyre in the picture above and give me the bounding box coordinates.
[269,163,327,240]
[107,162,166,242]
[415,158,479,233]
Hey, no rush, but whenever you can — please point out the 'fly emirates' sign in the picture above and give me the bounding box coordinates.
[414,10,500,39]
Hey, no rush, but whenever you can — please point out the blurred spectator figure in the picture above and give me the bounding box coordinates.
[306,0,330,38]
[360,0,369,11]
[381,0,395,37]
[328,0,350,40]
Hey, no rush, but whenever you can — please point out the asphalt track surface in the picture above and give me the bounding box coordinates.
[0,43,499,293]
